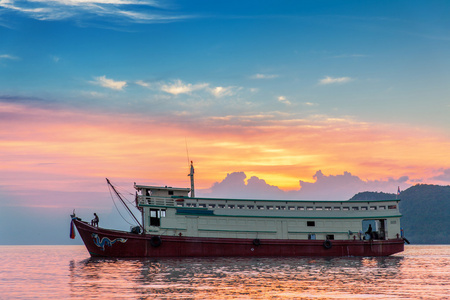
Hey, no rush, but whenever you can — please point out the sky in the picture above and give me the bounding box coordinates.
[1,0,450,244]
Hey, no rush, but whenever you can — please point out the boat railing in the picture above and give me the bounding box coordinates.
[136,195,401,213]
[137,195,175,207]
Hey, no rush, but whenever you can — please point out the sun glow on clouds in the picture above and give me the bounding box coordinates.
[1,101,450,207]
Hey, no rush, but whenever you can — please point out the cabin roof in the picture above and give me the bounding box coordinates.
[177,196,400,203]
[134,184,190,192]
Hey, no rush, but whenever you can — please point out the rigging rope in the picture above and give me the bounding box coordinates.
[107,183,136,227]
[108,179,136,205]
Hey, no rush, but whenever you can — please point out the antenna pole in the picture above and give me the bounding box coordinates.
[188,161,195,197]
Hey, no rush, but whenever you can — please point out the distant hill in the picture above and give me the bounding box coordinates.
[350,184,450,244]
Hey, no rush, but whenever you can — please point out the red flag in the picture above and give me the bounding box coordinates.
[70,220,76,239]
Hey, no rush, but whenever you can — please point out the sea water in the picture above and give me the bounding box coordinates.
[0,245,449,299]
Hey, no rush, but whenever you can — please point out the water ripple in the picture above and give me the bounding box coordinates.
[0,245,449,299]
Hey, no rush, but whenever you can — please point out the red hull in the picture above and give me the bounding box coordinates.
[73,219,404,258]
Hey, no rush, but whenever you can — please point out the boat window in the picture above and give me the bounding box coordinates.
[288,206,295,211]
[307,221,315,227]
[333,207,340,211]
[267,206,274,210]
[370,206,377,210]
[352,207,359,210]
[379,206,386,210]
[326,234,334,240]
[177,202,184,207]
[275,206,285,210]
[228,204,235,209]
[324,207,331,211]
[149,209,165,226]
[257,205,265,210]
[198,203,206,208]
[361,206,368,210]
[208,204,216,208]
[297,206,305,210]
[342,207,349,211]
[316,207,323,211]
[308,234,316,240]
[237,205,245,209]
[306,207,313,211]
[247,205,254,209]
[168,190,174,196]
[218,204,225,208]
[388,205,397,209]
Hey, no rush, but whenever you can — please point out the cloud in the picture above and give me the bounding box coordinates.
[157,79,239,98]
[250,73,279,79]
[0,54,19,60]
[277,96,291,105]
[431,169,450,182]
[50,55,60,63]
[331,54,370,58]
[135,80,150,87]
[209,86,238,98]
[319,76,352,85]
[206,172,285,199]
[201,171,410,200]
[160,79,208,95]
[91,75,127,90]
[297,170,409,200]
[0,0,190,24]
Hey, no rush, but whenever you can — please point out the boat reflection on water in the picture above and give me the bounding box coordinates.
[68,256,405,299]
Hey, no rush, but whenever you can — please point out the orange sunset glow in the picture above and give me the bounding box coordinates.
[1,102,449,198]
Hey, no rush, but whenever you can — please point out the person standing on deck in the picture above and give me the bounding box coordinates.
[365,224,373,239]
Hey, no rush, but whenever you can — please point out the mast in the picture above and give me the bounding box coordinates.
[106,178,144,231]
[188,161,195,197]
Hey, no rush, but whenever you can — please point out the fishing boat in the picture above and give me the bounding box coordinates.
[70,163,406,257]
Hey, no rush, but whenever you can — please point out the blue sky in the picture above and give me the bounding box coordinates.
[2,0,449,128]
[1,1,450,244]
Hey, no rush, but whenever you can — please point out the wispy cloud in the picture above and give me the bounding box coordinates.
[319,76,353,85]
[50,55,60,63]
[210,86,239,98]
[250,73,279,79]
[277,96,291,105]
[142,79,240,98]
[135,80,150,87]
[0,54,19,60]
[91,75,127,90]
[160,79,208,95]
[330,54,370,59]
[0,0,190,24]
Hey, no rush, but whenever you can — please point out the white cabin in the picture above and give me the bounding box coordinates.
[134,184,402,241]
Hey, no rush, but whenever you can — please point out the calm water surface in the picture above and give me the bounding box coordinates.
[0,245,449,299]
